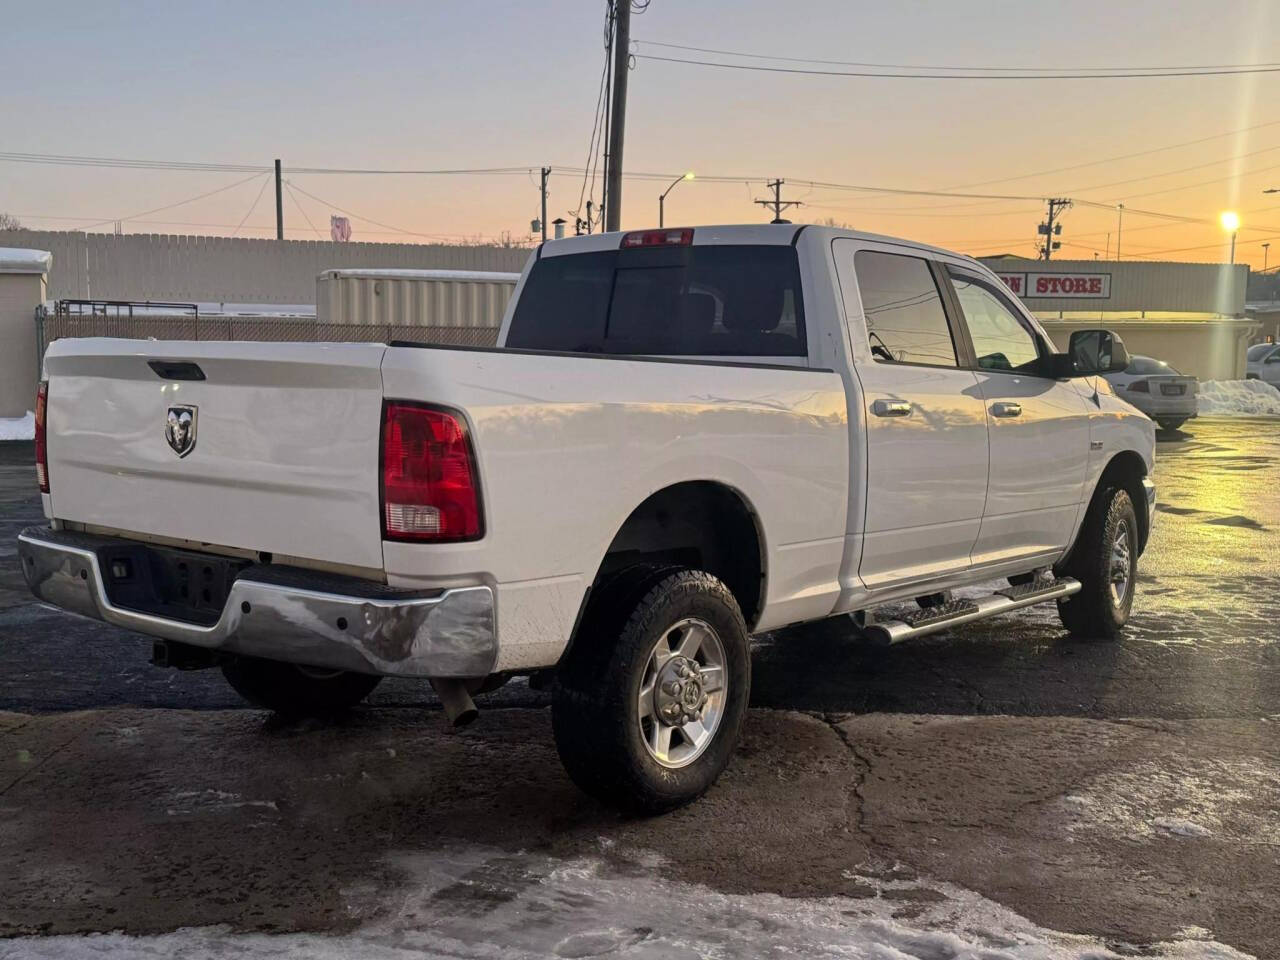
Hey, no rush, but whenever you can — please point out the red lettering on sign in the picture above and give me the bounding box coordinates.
[1089,277,1102,293]
[1036,277,1050,294]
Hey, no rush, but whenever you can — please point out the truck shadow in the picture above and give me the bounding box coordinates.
[750,613,1128,718]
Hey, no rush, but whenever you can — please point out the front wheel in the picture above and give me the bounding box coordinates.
[221,656,381,717]
[552,568,750,813]
[1056,486,1138,639]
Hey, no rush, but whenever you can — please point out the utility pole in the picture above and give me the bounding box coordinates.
[1115,203,1124,260]
[274,159,284,240]
[603,0,631,232]
[540,167,550,242]
[754,179,802,223]
[1264,242,1271,272]
[1037,198,1070,260]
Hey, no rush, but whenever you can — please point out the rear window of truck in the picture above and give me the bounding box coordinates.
[506,245,807,357]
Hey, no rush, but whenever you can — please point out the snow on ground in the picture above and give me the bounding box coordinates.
[1052,755,1278,845]
[0,412,34,441]
[0,846,1254,960]
[1198,380,1280,417]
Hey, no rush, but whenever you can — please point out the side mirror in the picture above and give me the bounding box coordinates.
[1067,329,1130,376]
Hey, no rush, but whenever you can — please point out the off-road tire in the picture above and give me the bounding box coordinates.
[552,567,751,814]
[1056,486,1138,640]
[221,656,381,717]
[1156,418,1186,432]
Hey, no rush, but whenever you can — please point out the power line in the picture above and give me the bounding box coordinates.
[634,52,1280,80]
[633,39,1280,74]
[285,166,533,176]
[0,151,265,173]
[78,171,270,231]
[230,175,272,237]
[1132,233,1280,258]
[1091,160,1280,202]
[851,136,1280,213]
[575,5,613,221]
[283,182,324,239]
[283,181,534,246]
[286,181,454,240]
[938,119,1280,192]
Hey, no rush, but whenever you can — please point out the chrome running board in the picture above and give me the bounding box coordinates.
[864,577,1081,646]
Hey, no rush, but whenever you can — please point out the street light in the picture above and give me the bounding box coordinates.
[1265,187,1279,194]
[659,172,694,228]
[1264,242,1271,273]
[1221,210,1240,264]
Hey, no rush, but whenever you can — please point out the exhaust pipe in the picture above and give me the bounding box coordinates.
[430,678,479,728]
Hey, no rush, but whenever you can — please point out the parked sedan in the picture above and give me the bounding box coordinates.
[1105,355,1198,431]
[1246,342,1280,388]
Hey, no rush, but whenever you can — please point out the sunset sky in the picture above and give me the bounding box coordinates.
[3,0,1279,267]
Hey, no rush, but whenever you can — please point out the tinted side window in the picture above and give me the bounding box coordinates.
[853,251,957,367]
[506,246,806,357]
[949,272,1042,372]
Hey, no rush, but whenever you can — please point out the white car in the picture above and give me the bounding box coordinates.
[1104,355,1198,432]
[1246,342,1280,388]
[18,224,1156,811]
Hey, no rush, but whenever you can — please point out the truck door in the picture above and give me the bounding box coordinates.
[941,266,1090,565]
[835,243,990,591]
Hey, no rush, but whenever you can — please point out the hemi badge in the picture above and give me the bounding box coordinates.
[1090,440,1104,451]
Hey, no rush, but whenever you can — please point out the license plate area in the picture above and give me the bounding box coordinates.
[1161,384,1185,395]
[97,543,250,626]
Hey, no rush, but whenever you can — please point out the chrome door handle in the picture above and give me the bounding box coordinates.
[991,402,1023,418]
[871,399,912,418]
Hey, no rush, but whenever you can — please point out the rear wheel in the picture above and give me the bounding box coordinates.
[552,567,750,813]
[221,656,381,717]
[1056,486,1138,640]
[1156,418,1186,432]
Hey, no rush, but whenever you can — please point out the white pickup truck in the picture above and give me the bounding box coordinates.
[19,224,1155,812]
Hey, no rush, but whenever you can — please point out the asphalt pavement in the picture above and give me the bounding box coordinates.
[2,419,1279,958]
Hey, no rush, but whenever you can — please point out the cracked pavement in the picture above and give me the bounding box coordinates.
[2,417,1280,957]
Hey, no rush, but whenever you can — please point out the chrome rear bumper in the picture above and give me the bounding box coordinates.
[16,526,496,678]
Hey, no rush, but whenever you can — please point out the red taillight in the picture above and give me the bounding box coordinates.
[1128,381,1151,393]
[380,402,482,542]
[620,228,694,248]
[34,380,49,494]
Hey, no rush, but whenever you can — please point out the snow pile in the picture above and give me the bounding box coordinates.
[0,247,51,274]
[1155,817,1214,838]
[4,846,1254,959]
[0,411,34,441]
[1197,380,1280,417]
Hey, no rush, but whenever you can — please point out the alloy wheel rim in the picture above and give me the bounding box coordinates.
[637,617,727,769]
[1109,519,1133,607]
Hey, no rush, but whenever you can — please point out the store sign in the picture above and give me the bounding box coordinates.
[997,272,1112,299]
[994,273,1027,295]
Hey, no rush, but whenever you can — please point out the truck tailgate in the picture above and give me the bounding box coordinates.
[42,339,388,571]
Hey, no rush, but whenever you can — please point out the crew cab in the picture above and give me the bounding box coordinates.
[19,224,1156,811]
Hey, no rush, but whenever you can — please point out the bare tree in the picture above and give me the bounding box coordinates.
[0,212,23,231]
